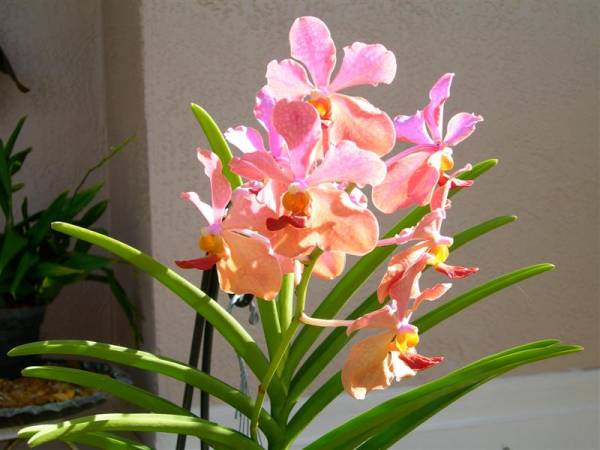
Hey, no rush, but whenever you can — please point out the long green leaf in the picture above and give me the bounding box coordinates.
[190,103,242,188]
[3,116,26,157]
[23,366,191,416]
[302,341,581,450]
[16,430,151,450]
[9,340,280,440]
[49,222,285,401]
[0,228,27,272]
[10,250,39,297]
[65,433,152,450]
[20,413,263,449]
[284,159,498,380]
[286,214,517,411]
[9,147,32,175]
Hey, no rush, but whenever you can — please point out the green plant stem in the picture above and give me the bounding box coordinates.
[250,249,323,443]
[257,296,282,360]
[277,273,294,336]
[73,137,134,195]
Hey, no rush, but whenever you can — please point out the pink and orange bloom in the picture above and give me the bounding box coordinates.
[373,73,483,213]
[176,16,484,399]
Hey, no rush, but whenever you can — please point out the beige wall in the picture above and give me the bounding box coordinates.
[1,0,598,434]
[0,1,120,343]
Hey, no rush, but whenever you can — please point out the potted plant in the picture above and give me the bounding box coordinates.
[0,117,140,378]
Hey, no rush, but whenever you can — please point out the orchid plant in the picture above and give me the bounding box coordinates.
[9,16,580,450]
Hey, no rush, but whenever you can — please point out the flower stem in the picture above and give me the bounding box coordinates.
[250,248,323,443]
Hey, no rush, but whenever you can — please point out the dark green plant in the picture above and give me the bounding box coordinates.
[0,116,141,344]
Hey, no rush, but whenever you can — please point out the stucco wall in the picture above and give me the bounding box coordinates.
[0,1,120,343]
[139,0,599,410]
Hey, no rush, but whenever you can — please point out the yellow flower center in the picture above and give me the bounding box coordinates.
[282,190,312,216]
[428,244,449,267]
[198,233,225,256]
[440,152,454,172]
[307,95,332,120]
[392,331,420,353]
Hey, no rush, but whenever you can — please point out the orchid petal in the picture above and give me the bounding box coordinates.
[411,283,452,313]
[196,149,232,221]
[273,99,322,180]
[423,73,454,142]
[329,94,395,156]
[372,146,440,214]
[180,192,214,225]
[435,263,479,279]
[399,352,443,371]
[394,111,433,145]
[218,230,282,300]
[329,42,396,92]
[307,140,387,187]
[289,16,336,88]
[346,302,397,335]
[444,112,484,146]
[377,246,428,302]
[175,254,220,270]
[313,250,346,280]
[254,86,286,157]
[309,184,379,255]
[224,126,265,153]
[266,59,313,99]
[342,331,414,399]
[229,151,292,183]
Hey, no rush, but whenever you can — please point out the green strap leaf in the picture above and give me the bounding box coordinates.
[3,116,26,157]
[191,103,242,188]
[77,200,108,228]
[302,341,581,450]
[16,430,151,450]
[49,221,285,401]
[286,214,517,411]
[9,250,39,297]
[284,159,498,381]
[23,366,191,416]
[9,340,280,441]
[0,227,27,273]
[20,413,263,449]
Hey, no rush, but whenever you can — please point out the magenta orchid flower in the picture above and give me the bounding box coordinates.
[373,73,483,213]
[174,150,282,300]
[229,99,386,258]
[266,16,397,156]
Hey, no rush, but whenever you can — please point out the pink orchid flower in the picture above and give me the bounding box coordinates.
[229,99,386,258]
[174,150,282,300]
[377,170,479,286]
[266,16,397,156]
[302,264,448,399]
[372,73,483,213]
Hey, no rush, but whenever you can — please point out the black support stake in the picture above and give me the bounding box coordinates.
[175,266,219,450]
